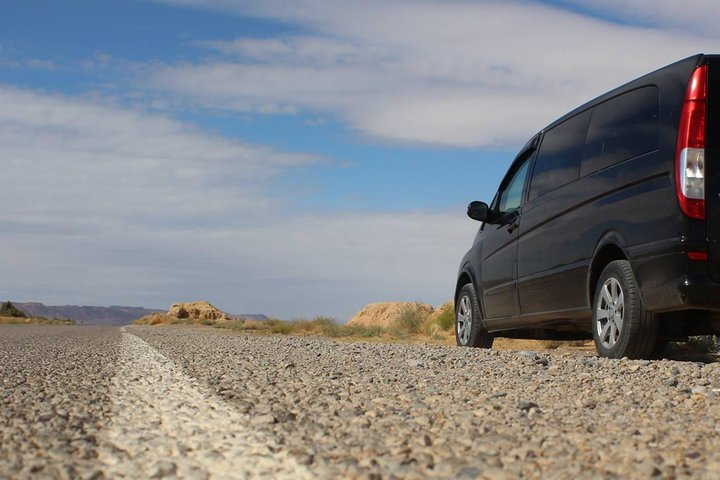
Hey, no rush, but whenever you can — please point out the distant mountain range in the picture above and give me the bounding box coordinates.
[13,302,165,326]
[12,302,269,326]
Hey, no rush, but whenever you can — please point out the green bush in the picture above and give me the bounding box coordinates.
[434,305,455,331]
[0,301,26,318]
[396,306,428,334]
[307,316,340,336]
[269,322,294,334]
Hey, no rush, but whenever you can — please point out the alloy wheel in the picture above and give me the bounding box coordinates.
[596,277,624,349]
[456,295,472,345]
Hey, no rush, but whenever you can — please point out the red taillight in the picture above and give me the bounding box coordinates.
[676,64,708,220]
[688,251,708,261]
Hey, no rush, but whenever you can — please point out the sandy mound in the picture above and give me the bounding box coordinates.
[168,301,230,322]
[348,302,435,329]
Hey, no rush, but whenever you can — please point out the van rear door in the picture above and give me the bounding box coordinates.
[702,58,720,281]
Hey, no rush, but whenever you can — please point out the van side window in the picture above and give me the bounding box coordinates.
[497,158,530,216]
[528,111,591,201]
[581,86,659,176]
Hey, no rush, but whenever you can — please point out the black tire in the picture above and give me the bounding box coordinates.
[592,260,658,359]
[455,283,494,348]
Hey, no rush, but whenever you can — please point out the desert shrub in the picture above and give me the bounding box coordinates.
[0,301,26,318]
[434,306,455,331]
[387,326,411,338]
[269,322,294,334]
[396,306,429,334]
[242,320,268,331]
[230,316,342,336]
[135,314,177,325]
[419,303,455,339]
[221,319,246,330]
[306,316,340,336]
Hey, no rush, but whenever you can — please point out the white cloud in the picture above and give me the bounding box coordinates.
[0,85,317,227]
[0,85,477,319]
[149,0,720,147]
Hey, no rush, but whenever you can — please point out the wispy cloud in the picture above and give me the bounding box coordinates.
[0,43,56,71]
[149,0,718,147]
[0,85,318,227]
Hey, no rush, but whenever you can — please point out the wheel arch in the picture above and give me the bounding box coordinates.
[588,232,629,307]
[455,266,478,306]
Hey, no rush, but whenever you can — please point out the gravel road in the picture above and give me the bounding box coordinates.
[3,325,720,479]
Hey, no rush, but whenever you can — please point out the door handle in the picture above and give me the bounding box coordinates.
[507,219,520,233]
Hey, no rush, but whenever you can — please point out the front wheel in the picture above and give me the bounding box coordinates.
[592,260,658,359]
[455,283,494,348]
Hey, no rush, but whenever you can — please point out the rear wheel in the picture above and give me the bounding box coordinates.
[592,260,658,359]
[455,283,494,348]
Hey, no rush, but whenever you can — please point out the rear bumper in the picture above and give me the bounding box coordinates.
[633,251,720,312]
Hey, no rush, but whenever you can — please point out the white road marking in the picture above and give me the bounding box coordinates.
[99,328,311,479]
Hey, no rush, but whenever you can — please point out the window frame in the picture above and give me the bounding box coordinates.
[580,85,660,177]
[527,110,592,202]
[491,138,538,221]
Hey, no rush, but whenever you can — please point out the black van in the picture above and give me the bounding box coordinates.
[455,54,720,359]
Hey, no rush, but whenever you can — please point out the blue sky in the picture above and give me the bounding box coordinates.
[1,0,719,321]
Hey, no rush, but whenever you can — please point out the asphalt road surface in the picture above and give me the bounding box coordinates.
[2,325,720,479]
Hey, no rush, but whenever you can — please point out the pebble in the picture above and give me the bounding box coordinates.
[251,414,277,425]
[148,460,176,478]
[518,400,539,411]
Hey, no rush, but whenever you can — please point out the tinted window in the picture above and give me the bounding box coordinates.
[498,157,531,215]
[529,111,591,201]
[581,86,659,176]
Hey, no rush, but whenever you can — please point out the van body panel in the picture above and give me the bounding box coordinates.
[705,58,720,281]
[478,219,521,318]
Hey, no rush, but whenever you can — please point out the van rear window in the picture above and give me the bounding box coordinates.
[528,110,591,201]
[581,86,659,176]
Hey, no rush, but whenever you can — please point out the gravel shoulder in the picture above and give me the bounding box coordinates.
[132,325,720,479]
[3,324,720,479]
[0,325,120,479]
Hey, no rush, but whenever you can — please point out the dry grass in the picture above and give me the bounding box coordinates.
[0,316,75,325]
[133,305,599,351]
[134,313,186,325]
[134,312,456,344]
[493,338,593,352]
[214,309,459,344]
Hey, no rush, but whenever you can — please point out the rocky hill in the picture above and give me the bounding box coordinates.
[135,301,268,325]
[348,302,435,329]
[13,302,164,326]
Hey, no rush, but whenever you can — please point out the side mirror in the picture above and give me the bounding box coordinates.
[467,201,493,223]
